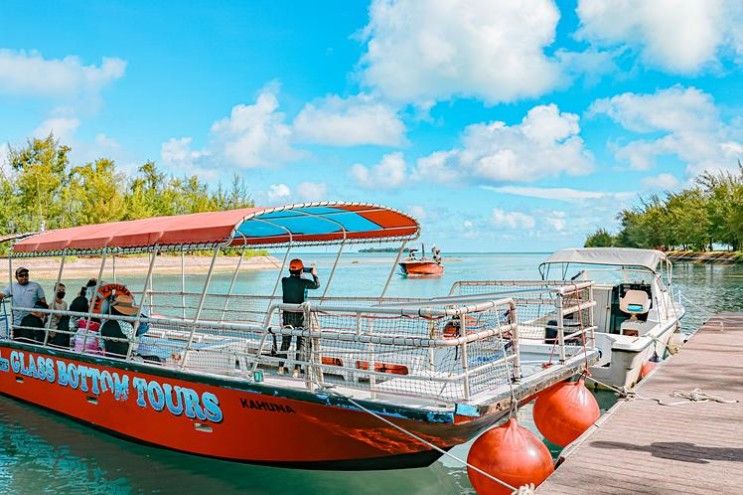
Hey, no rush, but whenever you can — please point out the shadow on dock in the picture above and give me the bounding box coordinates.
[591,440,743,464]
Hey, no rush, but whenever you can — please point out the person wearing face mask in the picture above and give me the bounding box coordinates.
[49,283,68,329]
[49,283,71,347]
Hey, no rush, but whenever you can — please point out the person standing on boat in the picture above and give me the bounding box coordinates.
[279,258,320,377]
[0,267,47,330]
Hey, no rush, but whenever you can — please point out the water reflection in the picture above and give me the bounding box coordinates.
[0,397,465,495]
[0,255,740,494]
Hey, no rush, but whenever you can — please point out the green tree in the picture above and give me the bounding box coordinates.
[67,159,127,225]
[584,228,615,247]
[7,135,71,231]
[698,165,743,251]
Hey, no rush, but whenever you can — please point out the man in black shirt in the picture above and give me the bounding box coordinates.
[278,258,320,377]
[16,301,49,343]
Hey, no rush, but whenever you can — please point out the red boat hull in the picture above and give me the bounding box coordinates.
[399,261,444,277]
[0,341,491,469]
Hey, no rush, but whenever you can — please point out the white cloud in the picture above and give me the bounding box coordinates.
[641,173,680,190]
[407,205,427,221]
[33,117,80,142]
[589,86,742,175]
[414,104,593,183]
[576,0,743,74]
[94,133,120,150]
[483,185,633,202]
[358,0,561,105]
[491,208,536,229]
[351,152,407,188]
[0,50,126,99]
[160,137,215,179]
[588,85,719,134]
[293,94,405,146]
[267,183,292,202]
[210,87,301,168]
[545,211,567,232]
[296,181,327,201]
[411,151,460,183]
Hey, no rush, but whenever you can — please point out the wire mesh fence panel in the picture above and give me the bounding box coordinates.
[3,281,596,406]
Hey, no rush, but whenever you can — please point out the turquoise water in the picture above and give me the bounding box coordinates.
[0,253,740,494]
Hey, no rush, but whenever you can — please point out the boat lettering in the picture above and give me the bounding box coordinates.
[240,397,295,414]
[10,351,55,383]
[1,350,223,423]
[132,377,223,422]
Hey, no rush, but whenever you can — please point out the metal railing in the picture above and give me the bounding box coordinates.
[3,282,596,405]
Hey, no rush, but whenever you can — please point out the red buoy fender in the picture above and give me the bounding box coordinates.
[533,378,600,447]
[467,418,554,495]
[640,360,656,380]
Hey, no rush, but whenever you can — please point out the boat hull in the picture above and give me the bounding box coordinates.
[590,319,679,391]
[399,261,444,277]
[0,341,492,470]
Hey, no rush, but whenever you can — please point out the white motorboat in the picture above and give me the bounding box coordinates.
[449,248,685,391]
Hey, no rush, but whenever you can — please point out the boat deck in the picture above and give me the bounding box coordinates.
[535,312,743,494]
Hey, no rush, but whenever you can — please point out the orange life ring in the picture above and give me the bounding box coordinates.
[91,283,133,314]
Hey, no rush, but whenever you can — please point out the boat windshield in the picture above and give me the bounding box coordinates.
[543,263,657,286]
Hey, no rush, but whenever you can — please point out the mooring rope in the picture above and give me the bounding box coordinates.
[320,386,529,494]
[586,374,739,406]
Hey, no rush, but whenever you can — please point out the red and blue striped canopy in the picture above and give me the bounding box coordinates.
[12,202,420,255]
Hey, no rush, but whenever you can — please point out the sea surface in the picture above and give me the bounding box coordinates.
[0,253,740,494]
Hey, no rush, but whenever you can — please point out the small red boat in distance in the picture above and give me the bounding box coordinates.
[399,244,444,277]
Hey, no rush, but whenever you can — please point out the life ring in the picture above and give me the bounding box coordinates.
[91,283,133,314]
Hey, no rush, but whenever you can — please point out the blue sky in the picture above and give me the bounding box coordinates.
[1,0,741,251]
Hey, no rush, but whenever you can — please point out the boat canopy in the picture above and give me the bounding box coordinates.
[11,202,420,257]
[539,247,668,274]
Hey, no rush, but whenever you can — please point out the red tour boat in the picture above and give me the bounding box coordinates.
[0,202,597,469]
[399,244,444,277]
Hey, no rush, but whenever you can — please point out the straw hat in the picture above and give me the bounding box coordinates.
[111,294,139,316]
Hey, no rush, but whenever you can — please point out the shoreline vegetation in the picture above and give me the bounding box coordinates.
[585,165,742,264]
[0,136,255,257]
[2,255,281,280]
[665,250,743,264]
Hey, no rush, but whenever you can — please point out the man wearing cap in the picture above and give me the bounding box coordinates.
[278,258,320,377]
[0,267,47,330]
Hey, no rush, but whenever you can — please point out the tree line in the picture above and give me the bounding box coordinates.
[585,165,743,252]
[1,135,254,239]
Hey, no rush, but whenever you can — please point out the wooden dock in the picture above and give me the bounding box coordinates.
[536,313,743,494]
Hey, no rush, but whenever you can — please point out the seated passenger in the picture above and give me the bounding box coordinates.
[100,294,138,358]
[69,279,97,324]
[16,301,49,343]
[73,318,103,354]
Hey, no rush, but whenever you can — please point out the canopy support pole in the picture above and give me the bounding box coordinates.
[220,239,247,323]
[112,254,116,283]
[270,243,292,301]
[320,238,346,303]
[80,250,108,353]
[126,248,158,361]
[7,247,13,336]
[181,247,186,319]
[43,250,66,346]
[379,241,406,300]
[181,245,220,370]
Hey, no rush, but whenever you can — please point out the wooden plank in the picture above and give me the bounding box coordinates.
[536,313,743,494]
